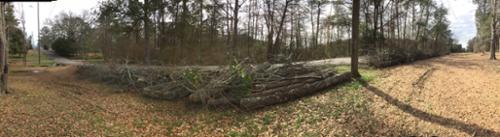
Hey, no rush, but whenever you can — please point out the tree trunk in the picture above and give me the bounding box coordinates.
[273,0,291,54]
[395,0,400,40]
[374,0,380,49]
[247,0,253,58]
[0,3,8,94]
[232,0,239,58]
[143,0,151,64]
[490,0,497,60]
[351,0,361,77]
[380,1,385,49]
[315,3,321,48]
[265,0,275,62]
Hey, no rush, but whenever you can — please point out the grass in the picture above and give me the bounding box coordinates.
[333,65,350,73]
[333,65,379,82]
[9,50,56,67]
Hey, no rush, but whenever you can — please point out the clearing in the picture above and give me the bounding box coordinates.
[0,53,499,136]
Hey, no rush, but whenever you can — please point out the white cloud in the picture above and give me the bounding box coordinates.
[437,0,477,47]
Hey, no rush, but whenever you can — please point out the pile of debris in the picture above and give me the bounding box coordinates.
[77,63,352,109]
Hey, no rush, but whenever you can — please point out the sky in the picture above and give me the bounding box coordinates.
[13,0,100,46]
[13,0,477,48]
[437,0,478,47]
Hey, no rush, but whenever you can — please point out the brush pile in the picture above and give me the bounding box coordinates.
[77,63,352,109]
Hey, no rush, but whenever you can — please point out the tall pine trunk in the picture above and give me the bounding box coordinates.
[351,0,361,78]
[490,0,497,60]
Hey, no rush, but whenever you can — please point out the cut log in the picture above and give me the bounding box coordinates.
[142,82,191,100]
[253,77,318,91]
[206,97,240,107]
[188,85,228,103]
[240,72,352,109]
[251,78,319,96]
[252,70,335,90]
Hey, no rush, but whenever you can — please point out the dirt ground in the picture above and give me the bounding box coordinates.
[0,53,499,136]
[368,53,500,136]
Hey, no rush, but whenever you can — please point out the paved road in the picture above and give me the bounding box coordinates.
[42,49,367,69]
[163,57,368,71]
[41,49,84,65]
[293,57,368,66]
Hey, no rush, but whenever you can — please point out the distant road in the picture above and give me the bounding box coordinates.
[172,57,368,71]
[42,49,367,69]
[41,49,84,65]
[295,57,368,66]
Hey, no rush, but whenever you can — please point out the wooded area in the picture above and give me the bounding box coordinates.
[29,0,460,66]
[468,0,500,58]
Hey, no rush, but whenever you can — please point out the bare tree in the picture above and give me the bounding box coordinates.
[265,0,276,62]
[273,0,292,52]
[231,0,243,58]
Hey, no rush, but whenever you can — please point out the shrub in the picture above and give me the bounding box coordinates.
[227,60,253,98]
[52,37,78,57]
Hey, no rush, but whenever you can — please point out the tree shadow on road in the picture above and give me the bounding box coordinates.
[357,78,500,136]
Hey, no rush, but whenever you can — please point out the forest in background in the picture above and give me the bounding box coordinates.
[6,0,463,66]
[468,0,500,53]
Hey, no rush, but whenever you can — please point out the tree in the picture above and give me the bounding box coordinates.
[472,0,493,52]
[308,0,328,48]
[3,3,27,57]
[231,0,241,58]
[87,0,457,66]
[8,27,27,56]
[265,0,276,62]
[0,2,9,94]
[143,0,151,64]
[46,12,92,57]
[490,0,497,60]
[39,26,53,50]
[273,0,292,58]
[351,0,360,77]
[52,37,78,57]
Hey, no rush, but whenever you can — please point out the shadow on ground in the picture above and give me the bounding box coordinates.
[357,78,500,136]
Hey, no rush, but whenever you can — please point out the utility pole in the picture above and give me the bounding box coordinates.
[37,2,40,64]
